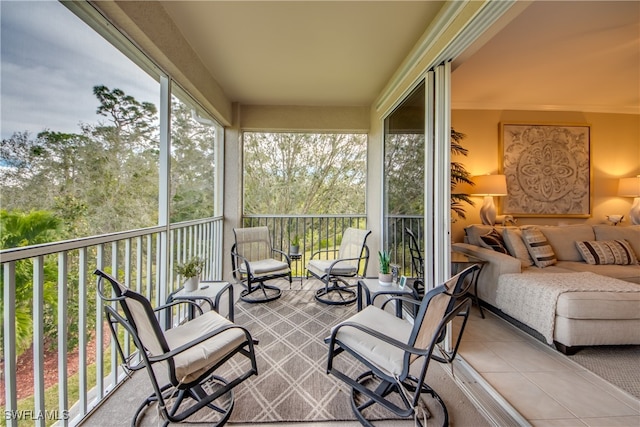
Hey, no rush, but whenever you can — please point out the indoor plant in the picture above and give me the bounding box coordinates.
[378,250,392,286]
[175,257,204,292]
[289,234,300,255]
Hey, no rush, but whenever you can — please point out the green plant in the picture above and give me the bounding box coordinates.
[451,128,475,221]
[378,250,391,274]
[175,257,204,278]
[290,234,300,246]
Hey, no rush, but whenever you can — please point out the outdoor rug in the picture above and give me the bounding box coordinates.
[226,288,417,423]
[224,287,486,425]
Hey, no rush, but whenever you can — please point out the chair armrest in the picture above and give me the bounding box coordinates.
[154,299,204,317]
[271,248,291,265]
[309,248,339,260]
[379,295,420,311]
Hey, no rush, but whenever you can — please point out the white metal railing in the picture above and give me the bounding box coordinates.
[0,217,222,427]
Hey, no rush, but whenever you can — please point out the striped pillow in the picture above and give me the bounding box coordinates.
[480,229,508,254]
[522,227,557,268]
[575,240,638,265]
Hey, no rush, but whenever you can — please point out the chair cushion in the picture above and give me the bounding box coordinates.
[164,311,247,384]
[332,306,412,377]
[240,258,289,275]
[307,259,358,277]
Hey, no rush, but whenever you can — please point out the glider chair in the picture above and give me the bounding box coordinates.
[95,269,258,427]
[405,227,425,298]
[307,227,371,305]
[231,226,292,303]
[326,264,480,427]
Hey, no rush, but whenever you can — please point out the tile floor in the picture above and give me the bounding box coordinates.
[456,308,640,426]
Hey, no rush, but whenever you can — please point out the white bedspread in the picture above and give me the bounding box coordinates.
[496,272,638,344]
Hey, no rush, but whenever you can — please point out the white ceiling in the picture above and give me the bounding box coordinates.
[162,1,640,114]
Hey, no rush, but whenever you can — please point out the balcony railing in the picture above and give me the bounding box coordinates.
[243,214,423,278]
[0,217,222,427]
[0,213,423,426]
[242,214,367,277]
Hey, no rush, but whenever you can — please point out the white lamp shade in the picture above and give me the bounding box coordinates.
[471,175,508,196]
[618,176,640,225]
[618,176,640,197]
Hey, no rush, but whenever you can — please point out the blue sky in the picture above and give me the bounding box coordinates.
[1,0,159,140]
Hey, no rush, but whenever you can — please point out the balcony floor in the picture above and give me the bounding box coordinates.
[80,277,639,426]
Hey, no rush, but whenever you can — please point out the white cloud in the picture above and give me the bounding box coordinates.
[1,1,159,139]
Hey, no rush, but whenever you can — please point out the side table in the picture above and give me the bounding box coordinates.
[166,280,234,323]
[451,252,487,318]
[289,253,303,288]
[357,278,418,318]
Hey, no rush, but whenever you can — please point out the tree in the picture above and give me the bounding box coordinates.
[0,210,60,357]
[243,132,366,215]
[0,86,161,237]
[169,99,216,222]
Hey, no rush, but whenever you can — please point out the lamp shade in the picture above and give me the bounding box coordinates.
[471,175,508,196]
[618,176,640,197]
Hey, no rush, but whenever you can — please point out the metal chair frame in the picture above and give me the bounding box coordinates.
[307,228,371,305]
[405,227,425,297]
[95,269,258,427]
[231,226,292,303]
[326,264,479,426]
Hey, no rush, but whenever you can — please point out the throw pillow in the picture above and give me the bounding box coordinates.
[521,227,557,268]
[502,228,534,267]
[575,240,639,265]
[480,229,508,254]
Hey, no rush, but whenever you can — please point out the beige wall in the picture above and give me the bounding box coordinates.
[451,109,640,242]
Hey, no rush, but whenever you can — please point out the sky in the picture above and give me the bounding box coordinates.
[0,0,159,140]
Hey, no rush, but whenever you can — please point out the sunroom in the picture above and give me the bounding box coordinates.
[1,1,638,426]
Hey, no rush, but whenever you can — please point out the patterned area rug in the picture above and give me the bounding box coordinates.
[227,288,399,423]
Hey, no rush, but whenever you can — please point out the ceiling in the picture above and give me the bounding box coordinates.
[161,1,640,114]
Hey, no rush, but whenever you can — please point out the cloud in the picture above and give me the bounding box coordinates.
[1,1,159,140]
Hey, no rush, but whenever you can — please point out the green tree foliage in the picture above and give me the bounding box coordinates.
[243,132,366,214]
[169,99,216,222]
[0,210,61,357]
[451,128,474,220]
[1,86,160,236]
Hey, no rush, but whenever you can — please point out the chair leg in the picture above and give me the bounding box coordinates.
[348,371,449,427]
[240,280,281,303]
[315,277,357,305]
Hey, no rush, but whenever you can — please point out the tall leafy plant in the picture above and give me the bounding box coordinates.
[451,128,474,221]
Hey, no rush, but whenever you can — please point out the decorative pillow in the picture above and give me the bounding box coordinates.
[575,240,639,265]
[521,227,557,268]
[480,229,508,254]
[502,228,533,267]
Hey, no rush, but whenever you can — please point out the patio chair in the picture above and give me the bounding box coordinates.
[405,227,425,297]
[231,226,292,303]
[95,269,258,427]
[307,227,371,305]
[325,264,480,426]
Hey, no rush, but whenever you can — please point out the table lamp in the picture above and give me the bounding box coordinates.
[618,175,640,225]
[471,174,508,225]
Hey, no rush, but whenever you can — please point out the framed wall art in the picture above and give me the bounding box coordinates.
[500,123,591,217]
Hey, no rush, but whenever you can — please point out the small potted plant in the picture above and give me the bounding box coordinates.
[175,257,204,292]
[289,234,300,255]
[378,250,392,286]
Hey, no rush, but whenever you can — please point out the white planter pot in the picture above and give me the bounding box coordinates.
[378,273,392,286]
[184,276,200,292]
